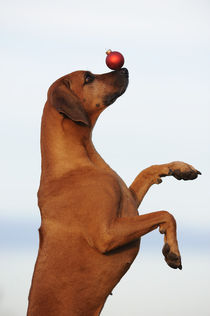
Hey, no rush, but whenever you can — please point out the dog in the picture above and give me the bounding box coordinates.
[27,68,200,315]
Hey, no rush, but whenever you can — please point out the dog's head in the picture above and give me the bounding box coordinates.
[48,68,129,127]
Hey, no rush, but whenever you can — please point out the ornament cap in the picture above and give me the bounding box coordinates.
[106,49,112,55]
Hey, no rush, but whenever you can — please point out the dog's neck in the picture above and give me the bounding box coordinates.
[40,102,109,181]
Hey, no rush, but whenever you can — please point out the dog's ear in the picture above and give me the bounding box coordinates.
[50,80,90,127]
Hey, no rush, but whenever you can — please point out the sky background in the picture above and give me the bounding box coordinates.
[0,0,210,315]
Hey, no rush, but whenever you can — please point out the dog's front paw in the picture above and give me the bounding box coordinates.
[162,243,182,270]
[169,161,201,181]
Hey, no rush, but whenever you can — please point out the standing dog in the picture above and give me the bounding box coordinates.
[27,68,200,315]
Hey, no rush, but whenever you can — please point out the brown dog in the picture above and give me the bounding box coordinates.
[27,68,200,315]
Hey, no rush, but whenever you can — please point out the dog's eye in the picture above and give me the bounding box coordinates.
[84,72,94,84]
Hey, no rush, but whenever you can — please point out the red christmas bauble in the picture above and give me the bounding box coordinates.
[105,49,124,70]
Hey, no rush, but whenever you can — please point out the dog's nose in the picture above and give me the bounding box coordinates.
[119,68,129,78]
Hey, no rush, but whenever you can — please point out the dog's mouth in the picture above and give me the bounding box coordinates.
[103,92,120,107]
[103,78,129,107]
[103,89,126,107]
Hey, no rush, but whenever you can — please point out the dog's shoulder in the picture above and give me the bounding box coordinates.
[65,166,122,196]
[38,166,122,207]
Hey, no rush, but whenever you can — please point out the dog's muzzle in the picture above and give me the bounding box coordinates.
[103,68,129,106]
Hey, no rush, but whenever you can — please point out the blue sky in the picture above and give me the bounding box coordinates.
[0,0,210,315]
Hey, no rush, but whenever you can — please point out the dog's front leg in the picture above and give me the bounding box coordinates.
[129,161,201,207]
[92,210,182,269]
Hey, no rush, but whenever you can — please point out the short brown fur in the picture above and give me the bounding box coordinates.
[27,68,200,315]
